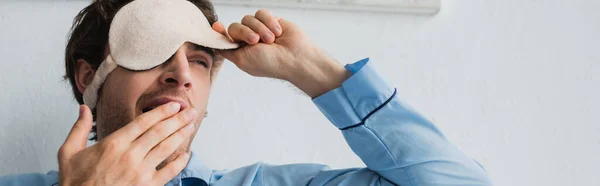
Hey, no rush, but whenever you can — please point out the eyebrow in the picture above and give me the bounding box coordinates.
[191,44,215,59]
[163,44,216,64]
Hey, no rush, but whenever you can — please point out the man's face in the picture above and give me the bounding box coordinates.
[94,42,217,168]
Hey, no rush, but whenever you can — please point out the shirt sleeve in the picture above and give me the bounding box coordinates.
[0,171,59,186]
[310,58,493,186]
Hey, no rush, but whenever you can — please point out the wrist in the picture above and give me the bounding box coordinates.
[286,50,351,98]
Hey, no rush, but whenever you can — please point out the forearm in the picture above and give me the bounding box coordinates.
[312,58,492,185]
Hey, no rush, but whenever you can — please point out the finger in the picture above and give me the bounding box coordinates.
[212,21,228,36]
[109,102,181,142]
[143,122,195,167]
[254,9,282,37]
[59,105,93,159]
[131,108,198,155]
[228,22,260,44]
[242,15,275,44]
[152,152,190,184]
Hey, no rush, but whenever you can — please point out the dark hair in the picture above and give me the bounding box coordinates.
[64,0,219,140]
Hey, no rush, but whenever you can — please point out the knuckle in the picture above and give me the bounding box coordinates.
[132,117,152,132]
[177,112,189,123]
[155,141,174,155]
[71,122,83,131]
[58,145,67,153]
[154,125,171,137]
[241,27,254,35]
[57,146,68,158]
[228,24,240,34]
[268,18,279,27]
[228,23,238,30]
[101,138,120,150]
[242,15,254,23]
[132,174,151,185]
[120,151,137,166]
[134,115,150,126]
[255,9,268,17]
[131,177,143,185]
[128,126,142,138]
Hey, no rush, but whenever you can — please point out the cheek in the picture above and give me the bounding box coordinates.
[191,71,213,108]
[101,68,155,111]
[95,69,152,138]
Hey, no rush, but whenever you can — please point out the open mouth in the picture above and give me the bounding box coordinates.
[140,97,189,114]
[141,105,159,113]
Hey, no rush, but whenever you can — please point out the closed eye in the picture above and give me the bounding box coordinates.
[194,60,208,68]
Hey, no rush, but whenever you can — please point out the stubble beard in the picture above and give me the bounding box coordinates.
[95,91,200,171]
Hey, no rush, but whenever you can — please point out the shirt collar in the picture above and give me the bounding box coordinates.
[166,151,213,186]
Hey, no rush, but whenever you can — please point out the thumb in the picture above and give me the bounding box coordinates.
[59,105,93,159]
[216,49,242,65]
[277,18,299,35]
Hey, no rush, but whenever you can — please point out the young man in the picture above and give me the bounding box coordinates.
[0,0,492,185]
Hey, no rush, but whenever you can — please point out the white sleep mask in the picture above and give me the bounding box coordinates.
[83,0,239,109]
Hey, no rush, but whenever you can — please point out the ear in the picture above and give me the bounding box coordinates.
[75,59,96,94]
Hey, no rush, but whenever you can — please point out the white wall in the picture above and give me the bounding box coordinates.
[1,0,599,185]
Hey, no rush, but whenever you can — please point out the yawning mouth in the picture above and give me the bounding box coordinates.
[140,97,189,114]
[141,106,159,113]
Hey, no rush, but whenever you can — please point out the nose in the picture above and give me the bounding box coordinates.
[160,50,193,90]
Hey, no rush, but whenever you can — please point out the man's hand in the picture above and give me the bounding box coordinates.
[57,103,198,186]
[213,10,351,98]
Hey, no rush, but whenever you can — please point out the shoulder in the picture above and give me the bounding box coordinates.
[0,171,59,186]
